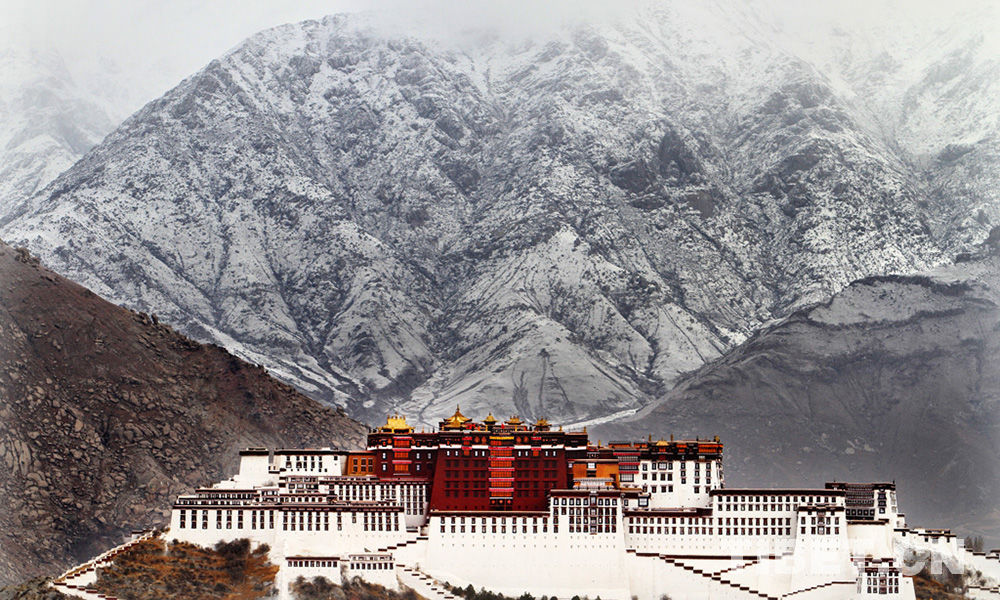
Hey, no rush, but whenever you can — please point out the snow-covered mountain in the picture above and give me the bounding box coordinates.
[0,46,117,222]
[3,2,997,428]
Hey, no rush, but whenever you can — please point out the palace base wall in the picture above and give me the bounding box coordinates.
[420,531,629,600]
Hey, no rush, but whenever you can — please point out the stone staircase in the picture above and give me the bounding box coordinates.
[49,529,159,600]
[377,533,429,553]
[968,584,1000,599]
[714,558,765,576]
[627,549,778,600]
[780,580,855,598]
[658,556,780,600]
[397,564,462,600]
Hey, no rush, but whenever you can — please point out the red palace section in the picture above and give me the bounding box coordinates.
[366,407,722,513]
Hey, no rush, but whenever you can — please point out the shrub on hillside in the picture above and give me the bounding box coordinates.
[93,538,277,600]
[291,576,420,600]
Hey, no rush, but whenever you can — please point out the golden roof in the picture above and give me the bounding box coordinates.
[483,413,498,424]
[380,414,413,432]
[506,415,523,425]
[535,417,550,427]
[442,405,473,429]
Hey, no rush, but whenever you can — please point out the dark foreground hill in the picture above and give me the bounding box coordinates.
[0,241,366,585]
[597,251,1000,542]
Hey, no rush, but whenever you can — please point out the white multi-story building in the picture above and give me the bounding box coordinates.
[163,412,1000,600]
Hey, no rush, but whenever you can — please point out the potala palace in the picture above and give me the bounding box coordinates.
[57,409,1000,600]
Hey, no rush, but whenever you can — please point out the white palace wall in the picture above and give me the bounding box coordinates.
[422,514,629,600]
[161,442,927,600]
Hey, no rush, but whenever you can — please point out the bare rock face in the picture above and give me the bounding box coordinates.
[8,5,998,429]
[596,251,1000,543]
[0,241,366,585]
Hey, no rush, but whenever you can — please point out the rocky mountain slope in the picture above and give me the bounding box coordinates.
[596,247,1000,540]
[0,240,365,586]
[8,3,998,428]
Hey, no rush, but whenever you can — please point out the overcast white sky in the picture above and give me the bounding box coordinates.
[1,0,996,118]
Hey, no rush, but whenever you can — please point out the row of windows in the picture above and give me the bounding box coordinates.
[440,522,553,534]
[176,498,255,506]
[647,484,675,493]
[282,511,331,531]
[289,559,337,568]
[440,449,559,458]
[863,573,900,595]
[280,494,326,503]
[866,586,899,595]
[800,515,839,525]
[800,526,840,535]
[560,507,616,516]
[628,525,793,537]
[178,508,402,533]
[179,509,276,530]
[554,497,618,506]
[719,502,800,512]
[718,495,840,507]
[282,457,335,472]
[642,461,713,471]
[631,516,708,525]
[443,489,551,498]
[350,561,394,570]
[722,517,791,526]
[569,523,617,534]
[567,515,615,524]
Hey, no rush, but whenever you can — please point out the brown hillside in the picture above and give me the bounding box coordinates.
[0,241,366,584]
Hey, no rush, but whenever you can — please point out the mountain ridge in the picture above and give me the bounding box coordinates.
[595,248,1000,541]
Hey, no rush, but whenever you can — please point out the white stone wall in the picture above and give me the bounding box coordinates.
[164,459,926,600]
[896,528,1000,585]
[234,454,273,487]
[638,458,722,508]
[275,452,345,475]
[423,513,628,600]
[276,558,345,600]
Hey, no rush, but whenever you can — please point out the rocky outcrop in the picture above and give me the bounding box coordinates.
[0,577,67,600]
[0,241,366,585]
